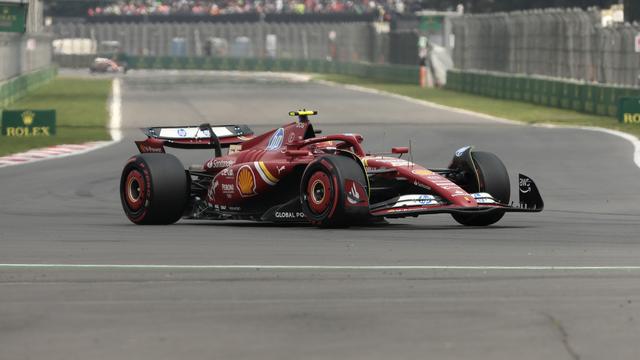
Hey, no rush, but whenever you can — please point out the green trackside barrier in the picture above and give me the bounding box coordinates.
[618,97,640,124]
[124,56,421,85]
[447,69,640,118]
[0,67,58,109]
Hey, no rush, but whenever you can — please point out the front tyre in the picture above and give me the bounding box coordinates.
[120,153,189,225]
[452,151,510,226]
[300,155,369,228]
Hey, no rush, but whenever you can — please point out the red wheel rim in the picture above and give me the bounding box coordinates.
[125,170,145,211]
[307,171,332,214]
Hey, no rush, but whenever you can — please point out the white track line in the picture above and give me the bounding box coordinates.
[317,79,640,170]
[108,77,123,141]
[1,264,640,271]
[534,123,640,169]
[131,69,312,83]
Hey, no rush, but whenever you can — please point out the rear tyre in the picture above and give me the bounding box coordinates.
[120,153,189,225]
[300,155,369,228]
[452,151,510,226]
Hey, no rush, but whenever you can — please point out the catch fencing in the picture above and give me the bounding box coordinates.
[0,34,53,83]
[52,21,383,63]
[451,8,640,87]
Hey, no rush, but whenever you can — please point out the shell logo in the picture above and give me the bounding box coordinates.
[236,165,256,197]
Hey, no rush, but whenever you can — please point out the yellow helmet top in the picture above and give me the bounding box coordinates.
[288,109,317,123]
[289,110,318,117]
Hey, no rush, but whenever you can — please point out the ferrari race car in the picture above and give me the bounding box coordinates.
[89,57,127,74]
[120,110,543,227]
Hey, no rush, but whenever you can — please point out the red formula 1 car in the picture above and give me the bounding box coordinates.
[120,110,543,227]
[89,57,128,74]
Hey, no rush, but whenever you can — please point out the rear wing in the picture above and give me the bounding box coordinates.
[136,124,254,153]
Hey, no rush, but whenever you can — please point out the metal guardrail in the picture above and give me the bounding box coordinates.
[446,69,640,117]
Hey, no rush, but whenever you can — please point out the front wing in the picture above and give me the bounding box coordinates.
[370,174,544,218]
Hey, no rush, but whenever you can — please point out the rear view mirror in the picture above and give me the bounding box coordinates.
[391,147,409,154]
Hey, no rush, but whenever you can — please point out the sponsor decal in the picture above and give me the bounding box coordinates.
[363,156,413,167]
[21,110,34,126]
[623,113,640,124]
[221,183,235,193]
[277,165,286,174]
[266,128,285,150]
[1,110,56,137]
[254,161,279,186]
[417,195,435,205]
[347,183,360,204]
[345,179,367,206]
[288,133,295,143]
[412,169,433,176]
[519,177,532,193]
[177,128,187,137]
[471,192,494,199]
[275,211,306,219]
[207,159,235,169]
[236,165,257,197]
[219,167,234,177]
[138,144,164,153]
[476,198,496,204]
[455,146,471,157]
[391,194,439,207]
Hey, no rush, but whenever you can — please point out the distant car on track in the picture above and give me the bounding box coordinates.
[120,110,543,227]
[89,57,127,74]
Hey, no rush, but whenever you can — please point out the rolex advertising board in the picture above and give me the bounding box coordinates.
[618,98,640,124]
[1,110,56,136]
[0,1,27,33]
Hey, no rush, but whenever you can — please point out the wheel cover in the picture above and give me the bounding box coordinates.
[124,170,146,211]
[307,171,332,215]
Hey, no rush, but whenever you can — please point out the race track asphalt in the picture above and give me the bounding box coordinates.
[1,70,639,360]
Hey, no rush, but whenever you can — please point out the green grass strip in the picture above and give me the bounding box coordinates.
[316,74,640,138]
[0,77,112,157]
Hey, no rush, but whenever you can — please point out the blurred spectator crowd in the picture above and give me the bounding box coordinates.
[87,0,410,17]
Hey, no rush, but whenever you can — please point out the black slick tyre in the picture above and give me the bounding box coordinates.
[452,151,510,226]
[300,155,369,228]
[120,153,189,225]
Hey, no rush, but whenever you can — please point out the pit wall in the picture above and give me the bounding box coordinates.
[446,69,640,117]
[0,67,58,108]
